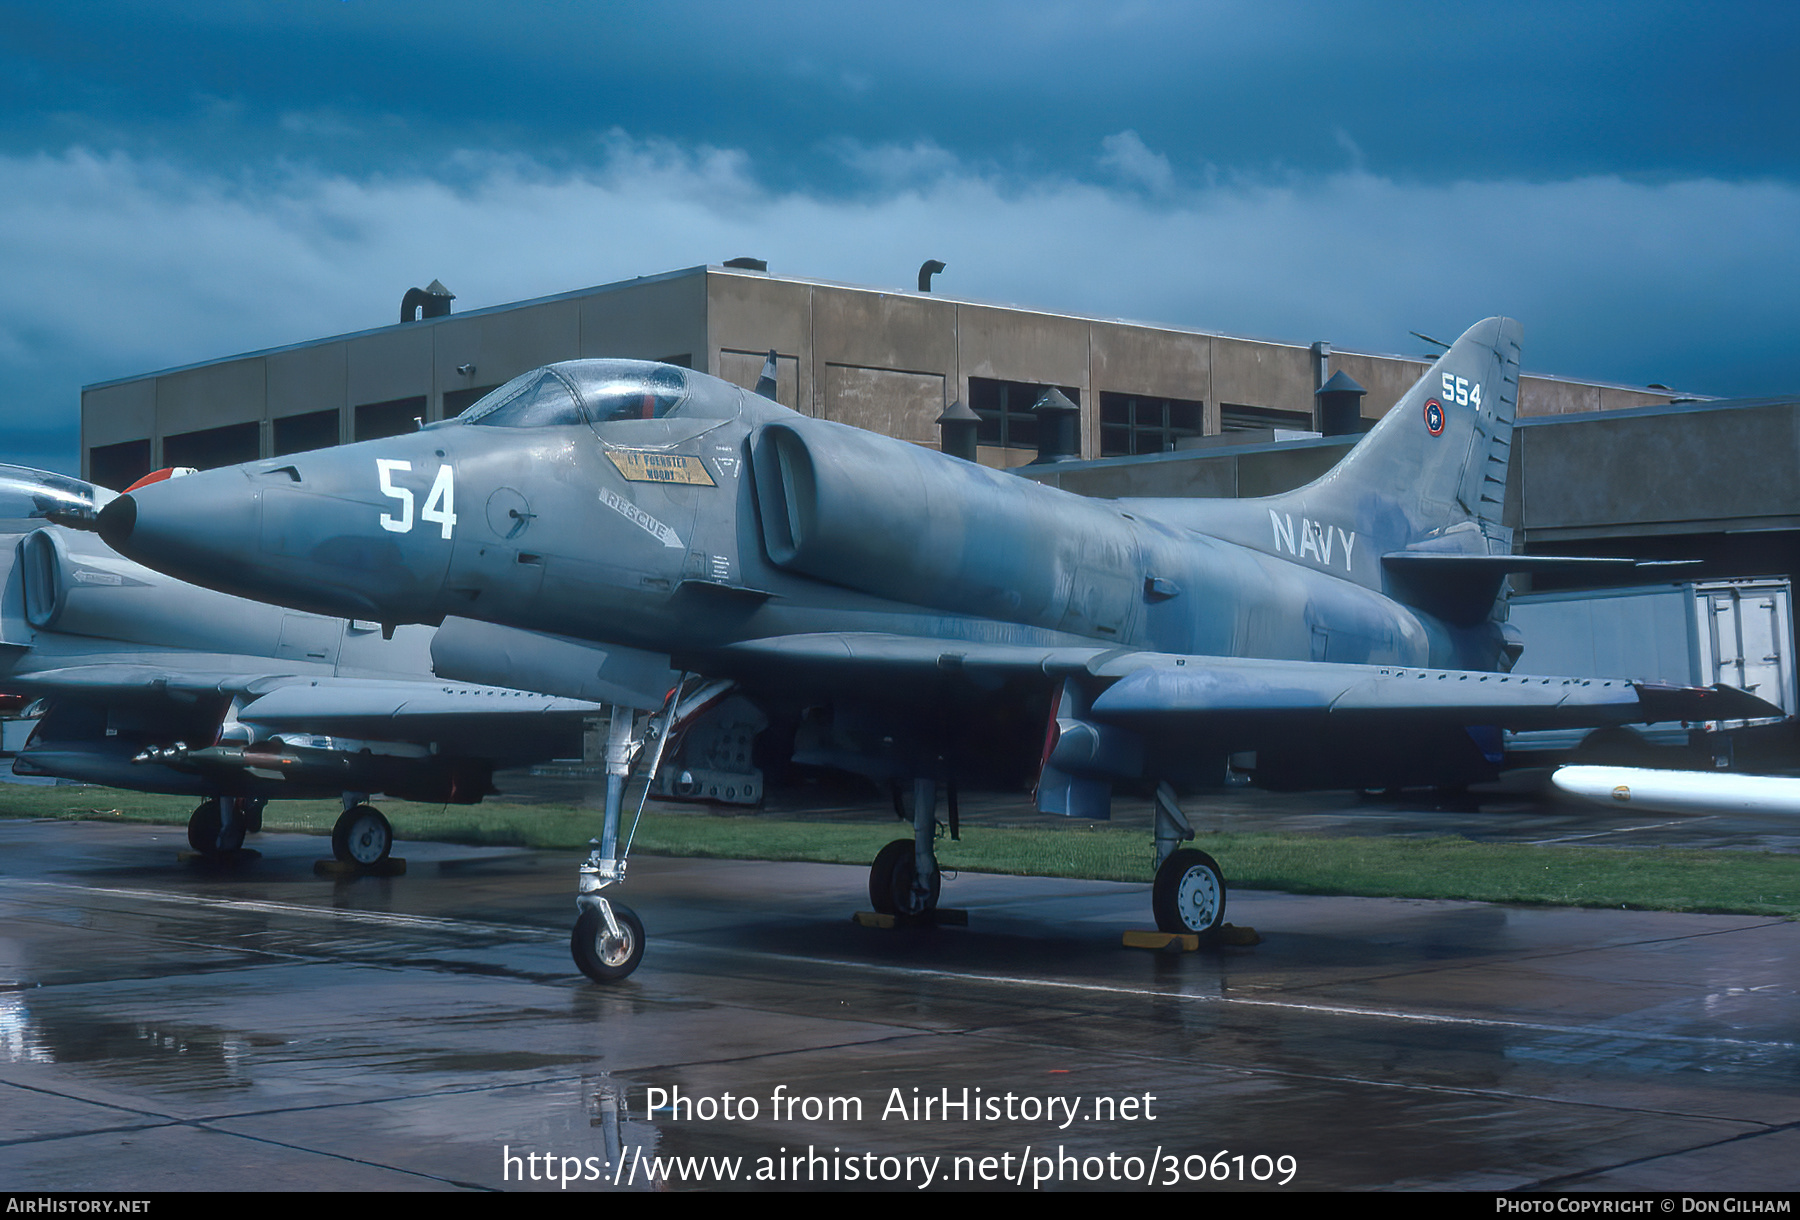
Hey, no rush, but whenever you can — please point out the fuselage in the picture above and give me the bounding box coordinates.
[97,360,1502,698]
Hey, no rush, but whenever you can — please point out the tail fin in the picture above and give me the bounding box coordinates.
[1290,316,1521,558]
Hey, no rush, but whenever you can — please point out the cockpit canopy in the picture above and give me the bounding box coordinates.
[0,464,112,524]
[447,360,728,430]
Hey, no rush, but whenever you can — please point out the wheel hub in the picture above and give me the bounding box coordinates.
[1178,867,1221,927]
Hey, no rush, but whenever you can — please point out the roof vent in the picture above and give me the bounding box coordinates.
[723,257,768,271]
[1315,369,1368,436]
[1028,389,1081,464]
[400,279,455,323]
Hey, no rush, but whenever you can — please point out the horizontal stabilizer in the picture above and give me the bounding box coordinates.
[1381,553,1693,625]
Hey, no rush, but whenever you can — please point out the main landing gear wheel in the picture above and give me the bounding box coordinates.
[869,838,940,917]
[331,805,393,865]
[571,903,645,983]
[187,798,244,854]
[1153,848,1227,935]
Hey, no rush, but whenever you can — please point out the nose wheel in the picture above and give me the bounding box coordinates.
[570,688,688,984]
[572,901,645,983]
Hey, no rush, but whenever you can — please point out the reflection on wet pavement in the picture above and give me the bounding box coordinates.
[0,814,1794,1192]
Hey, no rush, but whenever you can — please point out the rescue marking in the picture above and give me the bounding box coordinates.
[602,487,686,548]
[606,449,716,487]
[1268,510,1356,571]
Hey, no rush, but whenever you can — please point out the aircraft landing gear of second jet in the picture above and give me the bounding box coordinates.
[184,796,262,861]
[331,802,394,866]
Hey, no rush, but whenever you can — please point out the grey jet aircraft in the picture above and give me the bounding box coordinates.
[0,464,601,862]
[93,318,1778,981]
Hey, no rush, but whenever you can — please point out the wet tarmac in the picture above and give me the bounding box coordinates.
[0,813,1796,1193]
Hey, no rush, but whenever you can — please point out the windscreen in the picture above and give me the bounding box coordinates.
[457,369,585,428]
[449,361,700,429]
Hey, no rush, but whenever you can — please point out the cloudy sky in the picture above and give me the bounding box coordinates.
[2,1,1796,473]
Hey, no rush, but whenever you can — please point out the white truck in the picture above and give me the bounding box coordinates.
[1505,577,1795,760]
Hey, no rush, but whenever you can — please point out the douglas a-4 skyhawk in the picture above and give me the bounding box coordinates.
[94,318,1777,981]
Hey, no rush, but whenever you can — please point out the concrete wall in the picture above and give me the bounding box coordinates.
[1518,402,1800,540]
[1025,400,1800,564]
[80,271,714,483]
[79,266,1692,485]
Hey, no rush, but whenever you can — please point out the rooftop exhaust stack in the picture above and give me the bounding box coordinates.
[936,399,979,461]
[918,260,946,292]
[400,280,455,323]
[1028,389,1081,464]
[1315,369,1368,437]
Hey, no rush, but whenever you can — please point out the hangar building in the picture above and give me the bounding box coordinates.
[79,262,1685,491]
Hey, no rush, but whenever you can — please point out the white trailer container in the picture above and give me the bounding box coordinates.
[1505,577,1794,754]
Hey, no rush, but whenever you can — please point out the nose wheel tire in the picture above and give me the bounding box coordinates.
[331,805,394,866]
[572,903,645,983]
[869,838,940,916]
[1153,848,1227,935]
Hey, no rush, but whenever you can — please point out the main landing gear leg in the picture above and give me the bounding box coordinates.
[1150,782,1227,936]
[572,692,679,984]
[869,777,943,916]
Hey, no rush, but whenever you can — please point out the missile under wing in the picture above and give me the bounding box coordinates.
[0,465,601,862]
[95,319,1781,980]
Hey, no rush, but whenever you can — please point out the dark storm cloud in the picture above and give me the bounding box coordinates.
[0,3,1794,473]
[5,2,1795,182]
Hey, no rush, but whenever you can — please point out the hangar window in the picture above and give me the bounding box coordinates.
[88,439,151,492]
[1100,392,1205,455]
[164,421,260,470]
[968,377,1080,450]
[355,395,427,441]
[274,409,339,455]
[1220,402,1313,433]
[443,384,501,418]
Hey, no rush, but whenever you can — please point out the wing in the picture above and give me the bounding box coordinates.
[714,631,1777,726]
[232,678,602,754]
[5,660,602,762]
[1086,655,1779,729]
[713,631,1780,795]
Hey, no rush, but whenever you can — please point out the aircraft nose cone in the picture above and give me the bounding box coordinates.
[95,467,261,592]
[95,493,136,549]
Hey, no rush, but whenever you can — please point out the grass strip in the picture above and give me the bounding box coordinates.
[5,784,1796,918]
